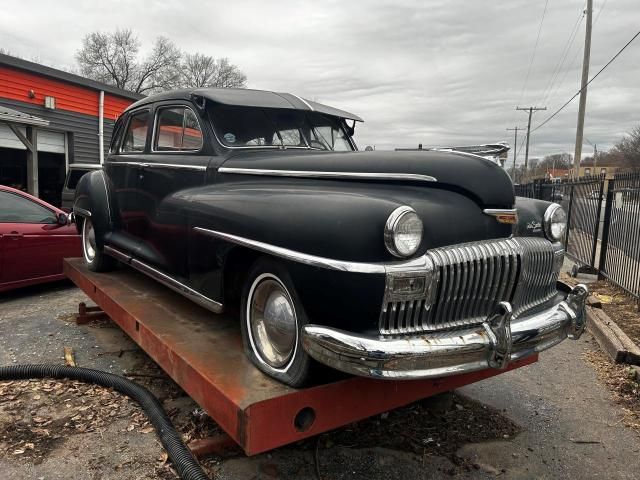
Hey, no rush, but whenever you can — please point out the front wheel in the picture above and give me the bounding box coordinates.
[240,257,312,387]
[81,217,115,272]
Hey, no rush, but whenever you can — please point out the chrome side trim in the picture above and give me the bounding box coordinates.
[103,245,224,314]
[108,161,207,171]
[73,206,92,218]
[217,167,437,183]
[193,227,390,274]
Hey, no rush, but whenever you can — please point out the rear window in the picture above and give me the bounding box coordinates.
[154,107,204,151]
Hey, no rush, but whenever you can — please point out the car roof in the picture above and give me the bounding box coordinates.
[126,87,364,122]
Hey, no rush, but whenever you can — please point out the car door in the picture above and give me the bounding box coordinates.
[130,103,209,277]
[0,190,69,285]
[105,108,152,243]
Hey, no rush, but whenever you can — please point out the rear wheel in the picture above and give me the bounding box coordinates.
[240,257,312,387]
[81,217,115,272]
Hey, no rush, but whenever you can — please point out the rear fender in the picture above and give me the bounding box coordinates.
[73,170,118,247]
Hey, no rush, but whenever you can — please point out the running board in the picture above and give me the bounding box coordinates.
[103,245,224,314]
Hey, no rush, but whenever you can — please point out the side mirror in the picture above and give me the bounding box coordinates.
[57,212,69,226]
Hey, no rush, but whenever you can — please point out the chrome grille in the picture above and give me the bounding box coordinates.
[379,237,563,335]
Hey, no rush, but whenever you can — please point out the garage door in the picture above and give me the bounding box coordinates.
[0,124,65,153]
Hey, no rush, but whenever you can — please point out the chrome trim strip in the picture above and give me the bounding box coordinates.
[194,227,391,274]
[103,245,224,314]
[99,170,112,220]
[108,161,207,171]
[217,167,437,183]
[483,208,518,216]
[73,206,92,218]
[302,284,588,379]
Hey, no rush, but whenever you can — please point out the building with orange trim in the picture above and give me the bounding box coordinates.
[0,53,143,205]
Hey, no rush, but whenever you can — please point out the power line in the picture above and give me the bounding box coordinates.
[539,7,585,105]
[516,0,550,108]
[531,28,640,133]
[545,0,610,108]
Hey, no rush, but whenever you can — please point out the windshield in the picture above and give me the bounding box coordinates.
[209,105,355,151]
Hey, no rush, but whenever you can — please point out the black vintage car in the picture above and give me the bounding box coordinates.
[73,88,588,386]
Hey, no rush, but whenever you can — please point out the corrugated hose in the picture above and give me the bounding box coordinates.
[0,364,211,480]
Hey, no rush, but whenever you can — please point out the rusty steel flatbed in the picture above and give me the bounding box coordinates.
[64,258,537,455]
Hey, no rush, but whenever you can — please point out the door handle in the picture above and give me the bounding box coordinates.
[6,231,23,240]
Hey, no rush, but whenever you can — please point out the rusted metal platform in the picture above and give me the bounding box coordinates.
[64,258,537,455]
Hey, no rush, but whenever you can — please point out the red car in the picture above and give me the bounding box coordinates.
[0,185,81,292]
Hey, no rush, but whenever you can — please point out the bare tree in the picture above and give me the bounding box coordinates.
[613,125,640,172]
[180,53,247,88]
[76,29,181,94]
[77,29,247,93]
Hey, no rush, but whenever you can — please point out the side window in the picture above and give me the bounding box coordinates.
[0,191,57,223]
[121,111,150,152]
[154,107,203,151]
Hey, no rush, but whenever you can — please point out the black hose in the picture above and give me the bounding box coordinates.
[0,364,210,480]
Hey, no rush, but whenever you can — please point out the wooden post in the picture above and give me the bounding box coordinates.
[26,126,39,197]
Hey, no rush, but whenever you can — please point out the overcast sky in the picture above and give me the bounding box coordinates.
[1,0,638,161]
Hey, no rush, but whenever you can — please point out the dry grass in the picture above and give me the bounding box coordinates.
[583,349,640,432]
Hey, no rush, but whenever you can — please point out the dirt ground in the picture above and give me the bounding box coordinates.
[588,280,640,346]
[1,275,640,479]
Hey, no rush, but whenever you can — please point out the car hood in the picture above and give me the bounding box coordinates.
[220,150,514,208]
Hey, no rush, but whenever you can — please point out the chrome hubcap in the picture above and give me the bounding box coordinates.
[83,219,97,263]
[248,275,297,369]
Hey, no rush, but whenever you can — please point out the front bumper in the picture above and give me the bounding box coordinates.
[301,283,588,379]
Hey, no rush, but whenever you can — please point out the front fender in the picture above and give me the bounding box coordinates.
[515,196,552,238]
[73,170,116,246]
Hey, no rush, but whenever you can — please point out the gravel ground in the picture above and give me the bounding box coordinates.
[1,276,640,479]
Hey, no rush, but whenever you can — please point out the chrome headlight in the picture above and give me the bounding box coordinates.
[543,203,567,242]
[384,206,423,257]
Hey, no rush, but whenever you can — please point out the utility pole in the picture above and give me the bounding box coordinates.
[585,138,598,174]
[516,106,546,180]
[507,127,523,182]
[574,0,593,178]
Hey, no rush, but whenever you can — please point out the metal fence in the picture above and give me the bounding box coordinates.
[598,172,640,301]
[516,171,640,302]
